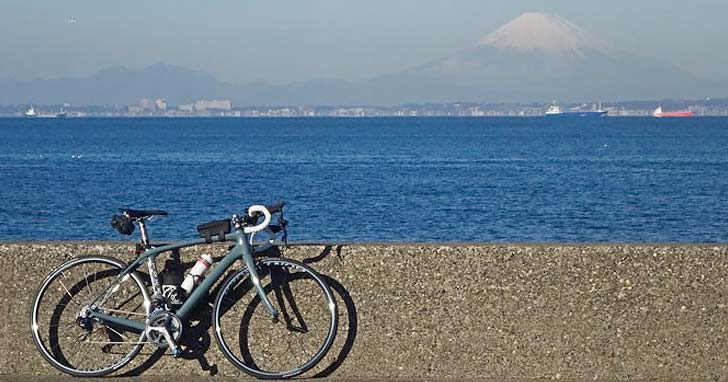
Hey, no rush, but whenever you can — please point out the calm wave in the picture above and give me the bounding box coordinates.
[1,117,727,242]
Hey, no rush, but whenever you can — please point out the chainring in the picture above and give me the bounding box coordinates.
[145,310,183,348]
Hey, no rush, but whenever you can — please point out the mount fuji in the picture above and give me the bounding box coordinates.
[383,12,720,103]
[1,12,723,106]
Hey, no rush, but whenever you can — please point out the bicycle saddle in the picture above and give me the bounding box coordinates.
[119,208,168,219]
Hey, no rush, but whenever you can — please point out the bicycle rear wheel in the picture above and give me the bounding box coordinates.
[213,257,337,379]
[31,256,150,377]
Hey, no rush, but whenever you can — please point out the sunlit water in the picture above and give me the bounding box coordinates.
[1,117,727,242]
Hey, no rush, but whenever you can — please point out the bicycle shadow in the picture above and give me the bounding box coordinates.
[121,244,357,378]
[313,273,358,377]
[299,244,358,378]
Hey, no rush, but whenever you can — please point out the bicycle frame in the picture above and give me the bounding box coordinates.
[87,228,278,334]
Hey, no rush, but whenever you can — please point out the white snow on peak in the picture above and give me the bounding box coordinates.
[479,12,604,55]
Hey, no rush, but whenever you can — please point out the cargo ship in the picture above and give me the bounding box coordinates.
[545,102,607,117]
[24,106,67,118]
[652,106,694,117]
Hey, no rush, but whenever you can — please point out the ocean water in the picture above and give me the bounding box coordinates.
[1,117,727,242]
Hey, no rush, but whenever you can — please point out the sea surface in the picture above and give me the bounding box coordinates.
[1,117,727,242]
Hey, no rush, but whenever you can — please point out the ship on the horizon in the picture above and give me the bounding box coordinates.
[544,102,608,117]
[652,106,694,117]
[24,105,37,118]
[24,105,67,118]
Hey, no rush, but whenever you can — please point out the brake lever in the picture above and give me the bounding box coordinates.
[277,216,288,246]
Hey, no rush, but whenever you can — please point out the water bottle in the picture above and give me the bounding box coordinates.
[181,254,213,294]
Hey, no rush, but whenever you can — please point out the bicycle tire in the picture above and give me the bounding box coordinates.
[30,255,151,377]
[212,257,337,379]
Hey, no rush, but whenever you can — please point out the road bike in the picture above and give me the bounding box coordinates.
[30,202,338,379]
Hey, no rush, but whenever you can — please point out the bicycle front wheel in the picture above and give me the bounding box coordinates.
[213,257,337,379]
[31,256,151,377]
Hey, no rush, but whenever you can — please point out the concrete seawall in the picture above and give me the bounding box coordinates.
[2,242,727,380]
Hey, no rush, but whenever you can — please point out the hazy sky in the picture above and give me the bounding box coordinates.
[1,1,726,84]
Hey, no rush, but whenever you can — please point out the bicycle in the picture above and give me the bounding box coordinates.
[30,202,338,379]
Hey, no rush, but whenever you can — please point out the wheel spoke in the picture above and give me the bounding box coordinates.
[32,257,148,377]
[71,341,84,368]
[214,259,336,378]
[104,325,131,342]
[58,277,81,307]
[83,263,94,300]
[48,320,81,330]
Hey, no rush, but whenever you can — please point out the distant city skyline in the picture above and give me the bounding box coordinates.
[1,0,727,85]
[6,96,728,118]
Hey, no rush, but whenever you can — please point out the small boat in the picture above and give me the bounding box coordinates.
[545,102,607,117]
[652,106,694,117]
[24,106,37,118]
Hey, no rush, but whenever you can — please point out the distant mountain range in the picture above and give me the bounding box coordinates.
[1,12,725,106]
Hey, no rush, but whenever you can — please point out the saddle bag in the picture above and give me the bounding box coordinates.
[197,219,231,243]
[111,214,135,235]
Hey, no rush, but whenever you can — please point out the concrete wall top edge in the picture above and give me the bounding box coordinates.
[2,240,727,247]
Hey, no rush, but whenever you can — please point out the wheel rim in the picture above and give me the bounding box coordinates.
[214,259,337,378]
[31,257,150,376]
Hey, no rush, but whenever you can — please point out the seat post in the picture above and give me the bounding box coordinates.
[137,220,151,248]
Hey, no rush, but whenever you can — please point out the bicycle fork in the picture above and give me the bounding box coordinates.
[238,234,280,321]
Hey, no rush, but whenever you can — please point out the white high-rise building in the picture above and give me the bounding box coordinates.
[154,98,167,111]
[194,99,232,111]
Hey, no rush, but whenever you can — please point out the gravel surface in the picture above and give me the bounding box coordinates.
[2,242,727,380]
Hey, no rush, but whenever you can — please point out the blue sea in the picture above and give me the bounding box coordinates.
[1,117,727,242]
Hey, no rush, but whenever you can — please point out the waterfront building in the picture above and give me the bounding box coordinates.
[194,99,232,111]
[178,104,194,113]
[139,98,156,111]
[154,98,167,111]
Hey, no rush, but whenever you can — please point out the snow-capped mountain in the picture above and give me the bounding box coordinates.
[1,12,722,106]
[479,12,606,56]
[393,12,718,103]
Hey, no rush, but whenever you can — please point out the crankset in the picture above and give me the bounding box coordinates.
[145,310,183,352]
